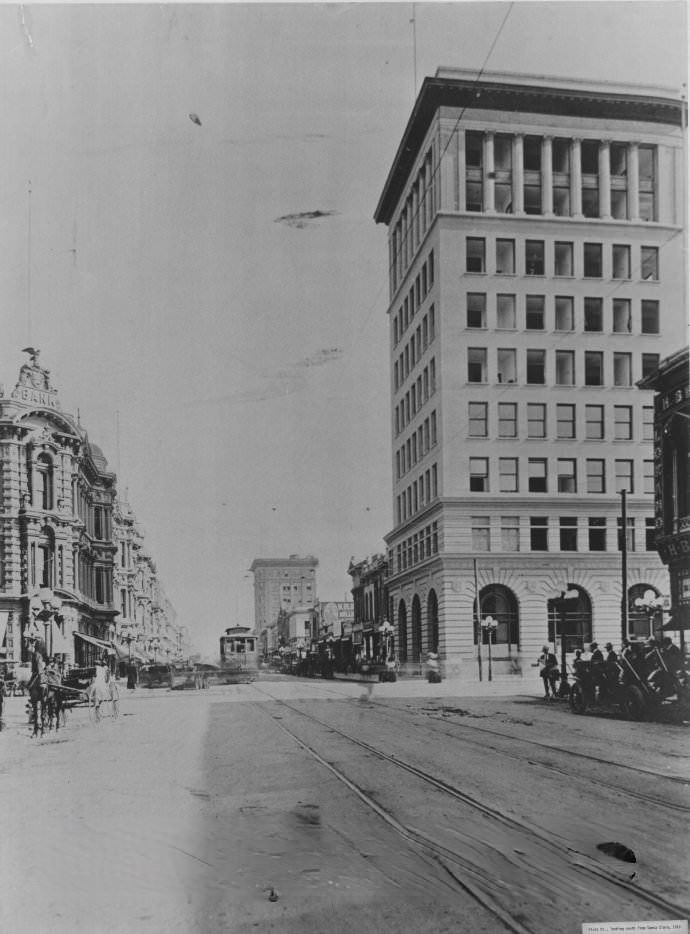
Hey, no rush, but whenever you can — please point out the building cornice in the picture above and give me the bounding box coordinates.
[375,74,686,226]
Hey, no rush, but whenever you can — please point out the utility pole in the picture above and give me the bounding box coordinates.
[620,489,628,644]
[474,558,482,681]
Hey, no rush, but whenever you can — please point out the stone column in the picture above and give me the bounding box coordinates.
[599,139,612,220]
[570,138,583,218]
[542,136,554,216]
[628,143,640,221]
[483,132,496,213]
[456,128,466,212]
[513,134,524,215]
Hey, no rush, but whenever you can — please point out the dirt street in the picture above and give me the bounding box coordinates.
[1,677,688,934]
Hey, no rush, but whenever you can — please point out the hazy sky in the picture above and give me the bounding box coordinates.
[1,1,686,655]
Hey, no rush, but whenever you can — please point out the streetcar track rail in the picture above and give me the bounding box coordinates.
[250,685,690,924]
[354,700,690,812]
[257,680,689,788]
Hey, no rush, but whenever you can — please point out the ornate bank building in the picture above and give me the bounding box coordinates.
[0,351,118,667]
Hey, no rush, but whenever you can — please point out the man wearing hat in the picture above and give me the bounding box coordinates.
[590,642,605,699]
[602,642,619,697]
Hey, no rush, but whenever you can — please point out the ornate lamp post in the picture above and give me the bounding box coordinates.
[634,590,665,640]
[380,619,394,661]
[551,589,580,697]
[481,616,498,682]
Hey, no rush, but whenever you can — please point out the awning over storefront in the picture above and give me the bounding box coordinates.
[73,631,115,653]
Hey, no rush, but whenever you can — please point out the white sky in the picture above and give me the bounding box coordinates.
[1,1,686,655]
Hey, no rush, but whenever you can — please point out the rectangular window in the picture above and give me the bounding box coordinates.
[467,348,487,383]
[524,182,542,215]
[638,146,656,222]
[557,459,577,493]
[471,516,490,552]
[584,297,603,332]
[527,403,546,438]
[585,351,604,386]
[496,294,516,329]
[466,131,483,168]
[617,517,636,552]
[556,350,575,386]
[524,138,542,215]
[555,296,574,331]
[645,518,655,551]
[468,402,488,437]
[530,517,548,551]
[496,239,515,275]
[499,457,519,493]
[552,140,570,216]
[526,349,545,384]
[554,241,573,276]
[641,246,659,281]
[497,348,516,384]
[642,406,654,442]
[585,404,604,440]
[469,457,489,492]
[525,240,545,275]
[495,182,512,214]
[589,517,607,551]
[642,353,660,380]
[616,460,635,493]
[498,402,517,438]
[584,243,603,277]
[614,405,633,440]
[526,295,545,329]
[560,516,578,551]
[556,404,575,439]
[466,180,483,213]
[612,244,631,279]
[467,293,486,328]
[643,459,654,495]
[641,300,660,334]
[613,352,632,386]
[500,516,520,552]
[528,458,547,492]
[610,143,628,219]
[613,299,632,333]
[586,459,606,493]
[466,237,485,272]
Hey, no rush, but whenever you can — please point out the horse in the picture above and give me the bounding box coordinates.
[44,669,66,731]
[26,673,47,736]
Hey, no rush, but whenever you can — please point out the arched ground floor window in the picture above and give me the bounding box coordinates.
[397,600,408,663]
[474,585,519,649]
[547,585,592,650]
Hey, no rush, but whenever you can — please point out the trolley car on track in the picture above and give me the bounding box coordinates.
[218,626,258,684]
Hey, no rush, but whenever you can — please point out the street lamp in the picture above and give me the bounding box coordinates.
[33,589,63,659]
[634,590,665,640]
[481,616,498,681]
[551,589,579,697]
[380,619,394,661]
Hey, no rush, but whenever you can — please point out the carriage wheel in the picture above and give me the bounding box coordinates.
[622,685,647,722]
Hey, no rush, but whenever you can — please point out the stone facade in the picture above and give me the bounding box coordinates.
[374,71,684,679]
[0,352,117,667]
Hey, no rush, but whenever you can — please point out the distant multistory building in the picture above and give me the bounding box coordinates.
[249,555,318,636]
[374,69,685,676]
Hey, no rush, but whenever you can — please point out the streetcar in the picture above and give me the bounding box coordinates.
[218,626,258,684]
